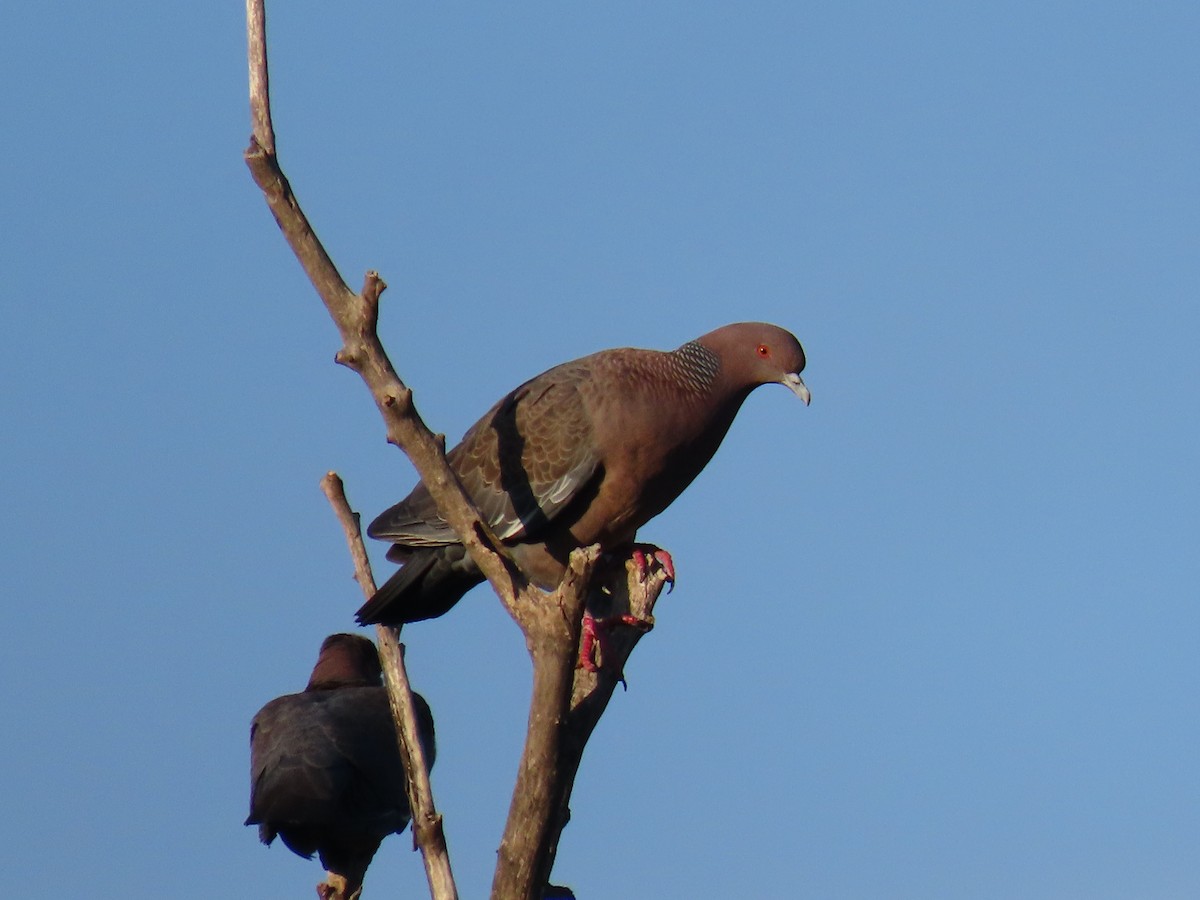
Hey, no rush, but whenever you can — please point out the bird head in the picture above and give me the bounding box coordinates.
[699,322,811,405]
[305,633,384,690]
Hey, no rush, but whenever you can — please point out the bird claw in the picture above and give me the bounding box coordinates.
[317,876,357,900]
[577,610,654,674]
[579,545,669,674]
[630,545,676,592]
[577,611,606,673]
[616,613,653,631]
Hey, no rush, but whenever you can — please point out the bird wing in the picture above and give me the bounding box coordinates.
[368,362,601,548]
[247,694,348,834]
[247,691,408,832]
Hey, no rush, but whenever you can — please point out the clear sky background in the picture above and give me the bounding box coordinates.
[3,3,1197,898]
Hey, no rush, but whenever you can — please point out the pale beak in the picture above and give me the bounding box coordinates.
[782,372,811,406]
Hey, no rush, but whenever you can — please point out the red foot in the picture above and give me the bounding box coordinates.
[578,611,603,673]
[630,545,676,591]
[578,611,654,673]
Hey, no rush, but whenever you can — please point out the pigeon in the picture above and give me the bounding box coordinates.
[357,322,809,627]
[246,634,435,895]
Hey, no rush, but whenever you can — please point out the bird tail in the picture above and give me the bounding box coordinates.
[355,546,483,625]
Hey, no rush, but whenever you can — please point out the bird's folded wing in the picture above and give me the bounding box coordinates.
[368,367,602,547]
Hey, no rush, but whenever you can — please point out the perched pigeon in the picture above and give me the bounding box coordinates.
[246,634,435,894]
[357,322,810,627]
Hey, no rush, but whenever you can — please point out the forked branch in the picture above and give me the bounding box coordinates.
[244,4,672,899]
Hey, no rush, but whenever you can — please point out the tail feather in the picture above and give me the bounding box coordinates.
[356,546,483,625]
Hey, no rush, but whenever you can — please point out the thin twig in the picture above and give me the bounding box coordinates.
[321,473,458,900]
[245,0,274,155]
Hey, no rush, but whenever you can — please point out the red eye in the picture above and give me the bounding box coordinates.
[756,344,770,357]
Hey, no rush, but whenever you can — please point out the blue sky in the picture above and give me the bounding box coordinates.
[3,3,1198,898]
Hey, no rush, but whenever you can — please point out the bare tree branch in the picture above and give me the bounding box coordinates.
[491,560,672,898]
[492,548,598,897]
[244,5,673,898]
[321,473,458,900]
[243,0,516,613]
[245,0,274,156]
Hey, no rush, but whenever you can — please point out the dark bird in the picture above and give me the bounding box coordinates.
[357,321,810,628]
[246,633,436,898]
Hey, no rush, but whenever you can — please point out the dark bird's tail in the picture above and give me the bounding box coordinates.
[355,546,484,625]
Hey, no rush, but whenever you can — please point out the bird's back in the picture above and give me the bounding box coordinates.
[247,687,413,852]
